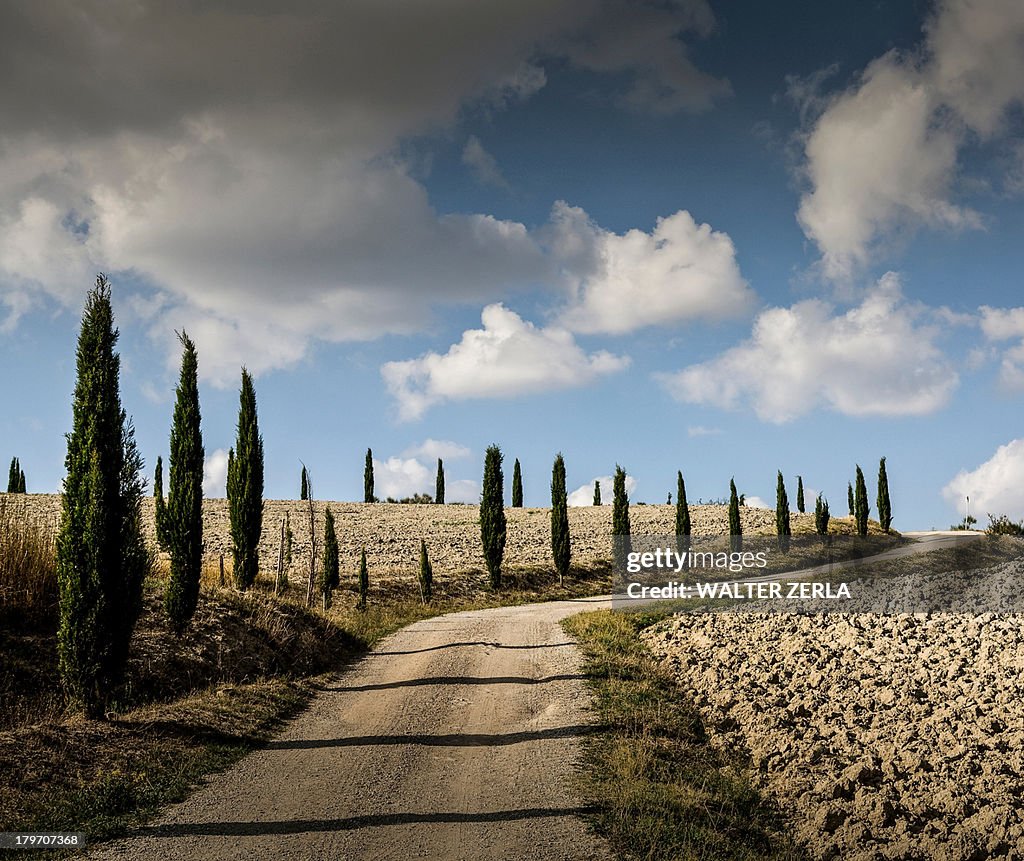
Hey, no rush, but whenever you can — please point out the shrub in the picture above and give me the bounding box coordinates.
[986,514,1024,536]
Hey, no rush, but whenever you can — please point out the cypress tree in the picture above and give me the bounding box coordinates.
[284,512,293,568]
[164,332,204,634]
[153,456,168,550]
[228,369,264,590]
[364,448,374,503]
[612,465,631,571]
[675,471,691,560]
[877,457,892,534]
[847,482,855,517]
[6,456,17,493]
[776,470,791,552]
[435,458,445,504]
[728,478,742,550]
[227,448,235,501]
[300,465,308,501]
[357,547,369,610]
[796,475,805,514]
[320,507,339,609]
[550,453,570,584]
[56,275,150,718]
[814,493,830,537]
[854,465,869,537]
[480,444,506,589]
[512,458,524,507]
[419,539,433,603]
[593,480,601,506]
[18,466,26,493]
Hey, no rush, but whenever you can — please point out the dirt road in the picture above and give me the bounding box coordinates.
[88,597,613,861]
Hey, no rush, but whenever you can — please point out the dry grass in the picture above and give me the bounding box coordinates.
[0,495,57,626]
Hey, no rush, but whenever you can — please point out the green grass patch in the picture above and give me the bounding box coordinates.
[563,609,805,861]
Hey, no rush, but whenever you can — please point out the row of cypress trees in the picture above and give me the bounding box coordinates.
[6,457,26,493]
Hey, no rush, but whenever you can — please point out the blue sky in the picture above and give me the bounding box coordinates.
[1,0,1023,529]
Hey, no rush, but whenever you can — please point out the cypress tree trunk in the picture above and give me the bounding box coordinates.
[854,465,869,537]
[593,480,601,506]
[357,547,369,610]
[300,466,308,501]
[776,470,791,552]
[153,455,168,550]
[728,478,742,551]
[364,448,374,503]
[419,539,433,604]
[435,458,445,504]
[847,482,855,517]
[511,459,523,508]
[165,332,204,634]
[612,465,631,571]
[480,444,506,589]
[675,471,690,562]
[228,369,264,590]
[796,475,805,514]
[877,457,892,534]
[56,275,150,718]
[550,454,570,584]
[321,507,339,610]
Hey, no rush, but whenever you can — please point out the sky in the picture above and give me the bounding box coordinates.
[1,0,1023,530]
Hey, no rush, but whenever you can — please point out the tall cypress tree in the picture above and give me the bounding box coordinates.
[300,465,308,501]
[480,444,506,589]
[228,369,264,590]
[511,458,524,507]
[364,448,374,503]
[877,456,892,534]
[357,547,369,610]
[847,481,855,517]
[165,332,204,634]
[6,456,17,493]
[796,475,805,514]
[728,478,742,550]
[814,493,830,537]
[593,480,601,506]
[419,539,433,604]
[854,465,869,537]
[56,275,149,718]
[153,456,169,550]
[17,467,25,493]
[435,458,445,504]
[550,453,570,583]
[320,507,339,609]
[675,471,691,559]
[776,471,791,551]
[612,465,631,571]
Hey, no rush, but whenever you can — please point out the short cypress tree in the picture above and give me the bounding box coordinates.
[847,482,855,517]
[512,458,524,507]
[357,547,369,610]
[228,369,264,590]
[153,456,169,550]
[56,275,150,718]
[435,458,445,504]
[675,471,691,560]
[320,507,339,609]
[300,465,308,501]
[776,471,791,552]
[17,467,25,493]
[728,478,742,550]
[550,453,570,583]
[419,539,433,604]
[6,456,17,493]
[364,448,374,503]
[877,456,892,534]
[612,465,631,570]
[480,444,506,589]
[814,493,830,537]
[227,448,235,500]
[854,465,869,537]
[593,480,601,506]
[796,475,805,514]
[164,332,204,634]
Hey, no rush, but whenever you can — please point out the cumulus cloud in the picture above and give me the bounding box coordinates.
[203,448,229,498]
[462,137,509,189]
[550,203,753,334]
[658,273,958,422]
[381,304,630,420]
[568,474,637,506]
[373,453,478,502]
[795,0,1024,279]
[979,306,1024,390]
[942,439,1024,520]
[401,439,473,462]
[744,496,772,510]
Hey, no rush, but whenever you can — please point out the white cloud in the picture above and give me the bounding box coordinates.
[401,439,473,462]
[373,453,478,502]
[978,306,1024,391]
[462,136,509,189]
[568,474,637,507]
[203,448,229,498]
[942,439,1024,520]
[382,303,630,420]
[687,425,722,437]
[795,0,1024,278]
[658,274,958,422]
[550,203,753,334]
[447,479,480,504]
[744,496,772,510]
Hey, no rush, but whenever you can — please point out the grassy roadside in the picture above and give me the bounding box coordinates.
[563,609,806,861]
